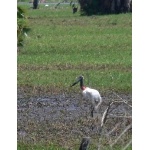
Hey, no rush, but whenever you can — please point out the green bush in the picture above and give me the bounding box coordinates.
[79,0,102,15]
[17,6,30,47]
[78,0,132,16]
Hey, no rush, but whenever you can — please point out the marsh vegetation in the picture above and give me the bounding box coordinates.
[17,3,132,150]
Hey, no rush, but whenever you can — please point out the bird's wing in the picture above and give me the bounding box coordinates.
[83,88,97,100]
[82,88,92,99]
[86,88,100,97]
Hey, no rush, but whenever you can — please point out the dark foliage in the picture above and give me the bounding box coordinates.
[78,0,132,16]
[17,6,30,47]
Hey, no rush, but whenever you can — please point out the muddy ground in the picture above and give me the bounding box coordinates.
[17,88,132,149]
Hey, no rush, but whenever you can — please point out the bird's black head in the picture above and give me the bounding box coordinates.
[77,75,84,81]
[70,75,84,87]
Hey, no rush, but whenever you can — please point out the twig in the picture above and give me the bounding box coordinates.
[101,101,114,128]
[112,92,132,108]
[97,101,114,150]
[108,114,132,119]
[122,139,132,150]
[110,124,132,147]
[106,122,121,136]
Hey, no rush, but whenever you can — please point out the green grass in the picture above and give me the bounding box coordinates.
[17,142,67,150]
[17,5,132,149]
[17,4,132,94]
[17,142,132,150]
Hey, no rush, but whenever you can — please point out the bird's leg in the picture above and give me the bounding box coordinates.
[90,105,94,118]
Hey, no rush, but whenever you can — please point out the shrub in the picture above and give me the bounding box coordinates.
[78,0,132,15]
[17,6,30,47]
[79,0,102,15]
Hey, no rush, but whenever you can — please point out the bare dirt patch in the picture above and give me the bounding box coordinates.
[17,88,132,149]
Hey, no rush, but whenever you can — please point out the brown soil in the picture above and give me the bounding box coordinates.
[17,88,132,149]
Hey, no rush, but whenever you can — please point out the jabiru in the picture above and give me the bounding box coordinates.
[70,75,102,117]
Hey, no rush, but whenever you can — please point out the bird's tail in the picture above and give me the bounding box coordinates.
[95,97,102,110]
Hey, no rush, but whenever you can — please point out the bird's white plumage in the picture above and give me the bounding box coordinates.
[71,75,102,117]
[82,87,102,112]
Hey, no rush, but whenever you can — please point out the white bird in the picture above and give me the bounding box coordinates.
[70,75,102,117]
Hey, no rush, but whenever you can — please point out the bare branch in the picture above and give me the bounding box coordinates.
[108,114,132,119]
[122,139,132,150]
[112,92,132,108]
[106,122,121,136]
[110,124,132,147]
[101,102,114,128]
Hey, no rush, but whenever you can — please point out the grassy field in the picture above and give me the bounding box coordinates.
[17,4,132,149]
[18,4,132,95]
[17,142,67,150]
[18,142,132,150]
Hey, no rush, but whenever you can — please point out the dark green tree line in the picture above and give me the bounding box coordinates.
[78,0,132,15]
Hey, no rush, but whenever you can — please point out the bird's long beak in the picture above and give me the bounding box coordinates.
[70,78,80,87]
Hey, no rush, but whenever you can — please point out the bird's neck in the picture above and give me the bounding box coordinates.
[80,79,86,90]
[81,86,86,90]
